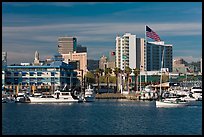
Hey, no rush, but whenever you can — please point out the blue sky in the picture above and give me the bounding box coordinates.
[2,2,202,65]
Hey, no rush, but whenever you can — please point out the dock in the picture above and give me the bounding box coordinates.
[95,93,126,99]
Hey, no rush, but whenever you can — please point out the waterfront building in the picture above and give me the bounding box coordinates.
[58,36,77,54]
[4,58,78,95]
[144,41,173,72]
[61,51,87,81]
[116,33,143,70]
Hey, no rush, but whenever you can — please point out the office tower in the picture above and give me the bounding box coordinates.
[76,44,87,53]
[145,41,173,72]
[58,36,77,54]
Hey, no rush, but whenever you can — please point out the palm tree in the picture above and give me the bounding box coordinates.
[133,68,140,91]
[113,67,121,93]
[105,68,112,93]
[124,66,132,93]
[94,68,102,94]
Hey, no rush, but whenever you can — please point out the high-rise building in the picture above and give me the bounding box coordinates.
[116,33,142,70]
[99,55,108,70]
[2,51,7,67]
[58,36,77,54]
[144,41,173,72]
[76,44,87,53]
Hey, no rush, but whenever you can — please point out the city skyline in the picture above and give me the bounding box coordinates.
[2,2,202,64]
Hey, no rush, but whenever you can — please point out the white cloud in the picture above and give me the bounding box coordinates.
[2,22,202,64]
[3,22,201,37]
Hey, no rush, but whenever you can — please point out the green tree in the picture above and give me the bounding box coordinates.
[105,68,112,93]
[113,67,121,93]
[85,71,95,86]
[133,68,140,91]
[94,68,103,93]
[124,66,132,92]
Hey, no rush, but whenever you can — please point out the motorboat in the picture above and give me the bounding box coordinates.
[28,90,80,103]
[156,98,188,108]
[15,92,26,102]
[190,86,202,101]
[84,85,95,102]
[2,96,16,103]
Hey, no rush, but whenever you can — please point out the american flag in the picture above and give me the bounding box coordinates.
[146,26,161,41]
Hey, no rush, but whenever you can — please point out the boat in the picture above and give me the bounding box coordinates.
[2,96,16,103]
[28,90,81,103]
[156,98,187,108]
[84,85,95,102]
[156,49,188,108]
[15,92,26,102]
[190,86,202,101]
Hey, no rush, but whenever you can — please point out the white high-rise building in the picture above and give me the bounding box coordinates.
[116,33,143,70]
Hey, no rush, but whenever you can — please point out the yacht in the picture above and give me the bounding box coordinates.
[156,98,188,108]
[15,92,26,102]
[190,86,202,101]
[28,90,81,103]
[84,85,95,102]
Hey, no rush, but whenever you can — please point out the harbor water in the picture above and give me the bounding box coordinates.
[2,100,202,135]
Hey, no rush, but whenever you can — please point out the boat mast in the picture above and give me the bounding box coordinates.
[159,48,165,100]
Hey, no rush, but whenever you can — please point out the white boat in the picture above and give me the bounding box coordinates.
[190,86,202,101]
[156,98,188,108]
[28,90,80,103]
[156,49,188,108]
[84,85,95,102]
[15,92,26,102]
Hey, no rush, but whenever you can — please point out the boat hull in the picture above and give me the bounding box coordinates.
[29,97,79,103]
[156,100,187,108]
[84,96,95,102]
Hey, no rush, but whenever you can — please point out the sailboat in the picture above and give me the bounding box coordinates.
[156,49,188,108]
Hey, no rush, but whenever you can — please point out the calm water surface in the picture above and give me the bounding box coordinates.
[2,100,202,135]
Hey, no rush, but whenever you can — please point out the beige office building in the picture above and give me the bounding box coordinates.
[61,52,87,78]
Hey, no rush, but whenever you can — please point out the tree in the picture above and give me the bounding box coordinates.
[113,67,121,93]
[94,68,103,93]
[105,68,112,93]
[124,66,132,93]
[84,71,95,86]
[133,68,140,91]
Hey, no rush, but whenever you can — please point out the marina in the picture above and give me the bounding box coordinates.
[2,100,202,135]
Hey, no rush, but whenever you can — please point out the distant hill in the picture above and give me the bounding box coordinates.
[188,61,201,72]
[87,59,99,71]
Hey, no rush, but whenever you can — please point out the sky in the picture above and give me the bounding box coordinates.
[2,2,202,65]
